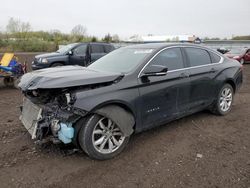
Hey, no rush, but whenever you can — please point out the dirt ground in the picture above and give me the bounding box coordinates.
[0,54,249,188]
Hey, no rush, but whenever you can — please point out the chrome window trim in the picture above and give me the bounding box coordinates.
[138,45,224,78]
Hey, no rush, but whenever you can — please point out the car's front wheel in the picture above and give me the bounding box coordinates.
[78,114,130,160]
[51,62,64,67]
[211,84,234,115]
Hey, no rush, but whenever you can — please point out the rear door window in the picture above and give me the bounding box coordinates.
[185,47,211,67]
[104,45,114,53]
[91,44,105,53]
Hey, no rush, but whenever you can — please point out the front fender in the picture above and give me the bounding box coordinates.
[73,86,139,116]
[47,55,68,64]
[95,105,135,136]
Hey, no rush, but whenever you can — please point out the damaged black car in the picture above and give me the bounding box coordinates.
[19,43,243,160]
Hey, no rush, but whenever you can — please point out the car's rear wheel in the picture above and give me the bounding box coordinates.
[211,84,234,115]
[78,114,130,160]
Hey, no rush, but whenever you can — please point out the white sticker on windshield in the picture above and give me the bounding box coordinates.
[134,49,153,54]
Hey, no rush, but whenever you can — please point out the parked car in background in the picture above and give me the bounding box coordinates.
[31,42,115,70]
[19,43,243,160]
[225,48,250,64]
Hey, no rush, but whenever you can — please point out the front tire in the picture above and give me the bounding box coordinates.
[78,114,130,160]
[51,63,64,67]
[211,84,234,115]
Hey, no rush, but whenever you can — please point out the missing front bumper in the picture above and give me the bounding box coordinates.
[20,98,42,139]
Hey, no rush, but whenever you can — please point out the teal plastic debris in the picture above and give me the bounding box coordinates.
[58,122,74,144]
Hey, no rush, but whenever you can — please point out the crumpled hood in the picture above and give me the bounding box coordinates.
[18,66,122,90]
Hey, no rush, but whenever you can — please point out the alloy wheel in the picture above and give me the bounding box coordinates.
[92,117,125,154]
[219,87,233,112]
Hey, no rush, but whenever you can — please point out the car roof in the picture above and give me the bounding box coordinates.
[89,42,113,46]
[74,42,113,46]
[124,43,205,50]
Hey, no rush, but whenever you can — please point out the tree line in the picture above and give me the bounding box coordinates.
[0,18,120,52]
[0,18,249,52]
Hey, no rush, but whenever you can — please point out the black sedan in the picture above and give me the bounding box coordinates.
[19,43,243,160]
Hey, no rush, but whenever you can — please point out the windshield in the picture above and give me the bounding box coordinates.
[88,47,154,73]
[227,48,245,54]
[56,43,78,54]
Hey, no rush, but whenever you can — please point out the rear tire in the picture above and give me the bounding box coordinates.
[211,84,234,115]
[77,114,130,160]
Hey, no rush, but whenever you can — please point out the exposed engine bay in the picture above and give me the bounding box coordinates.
[21,89,81,144]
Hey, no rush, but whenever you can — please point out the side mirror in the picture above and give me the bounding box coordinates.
[141,65,168,77]
[68,50,73,55]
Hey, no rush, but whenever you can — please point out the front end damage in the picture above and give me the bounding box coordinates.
[18,66,132,147]
[17,66,125,144]
[20,89,86,144]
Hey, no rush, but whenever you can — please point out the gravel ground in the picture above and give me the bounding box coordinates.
[0,54,249,188]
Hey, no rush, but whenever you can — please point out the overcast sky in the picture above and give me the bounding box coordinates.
[0,0,249,39]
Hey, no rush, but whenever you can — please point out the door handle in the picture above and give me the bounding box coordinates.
[179,72,189,78]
